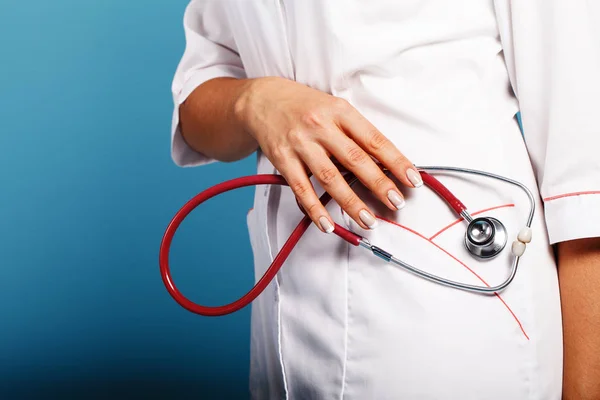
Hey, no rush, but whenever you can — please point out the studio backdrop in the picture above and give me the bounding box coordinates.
[0,1,256,398]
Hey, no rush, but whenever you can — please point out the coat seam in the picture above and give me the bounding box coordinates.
[275,274,289,399]
[263,170,289,399]
[338,207,352,400]
[339,237,351,400]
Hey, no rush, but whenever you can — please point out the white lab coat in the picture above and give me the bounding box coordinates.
[170,1,600,399]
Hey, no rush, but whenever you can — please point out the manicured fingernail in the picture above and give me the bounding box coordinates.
[406,169,423,188]
[387,190,406,210]
[359,210,378,229]
[319,216,334,234]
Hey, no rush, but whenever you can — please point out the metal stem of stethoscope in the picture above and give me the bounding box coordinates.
[353,165,536,294]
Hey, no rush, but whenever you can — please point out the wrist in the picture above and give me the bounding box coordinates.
[232,78,261,132]
[232,77,280,137]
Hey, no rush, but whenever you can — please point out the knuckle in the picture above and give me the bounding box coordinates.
[317,166,338,186]
[391,154,410,168]
[368,131,389,151]
[331,97,350,112]
[300,109,325,129]
[372,174,389,191]
[290,180,310,198]
[305,201,322,216]
[269,146,286,164]
[340,193,359,210]
[346,146,367,165]
[287,128,306,145]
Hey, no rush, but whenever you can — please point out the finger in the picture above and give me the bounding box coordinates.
[276,156,336,234]
[298,143,379,230]
[334,100,423,188]
[319,129,406,211]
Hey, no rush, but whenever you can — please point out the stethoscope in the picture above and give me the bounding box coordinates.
[159,166,535,316]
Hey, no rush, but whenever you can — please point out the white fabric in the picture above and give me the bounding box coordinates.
[171,1,246,167]
[493,0,600,244]
[170,1,600,399]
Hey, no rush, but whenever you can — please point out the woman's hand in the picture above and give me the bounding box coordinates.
[234,77,422,233]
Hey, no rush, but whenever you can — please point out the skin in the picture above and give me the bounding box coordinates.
[180,76,420,232]
[179,76,600,397]
[557,238,600,400]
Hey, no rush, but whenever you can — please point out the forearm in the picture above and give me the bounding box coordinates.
[179,77,258,162]
[557,237,600,399]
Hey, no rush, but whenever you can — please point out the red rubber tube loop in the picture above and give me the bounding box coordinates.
[159,170,465,316]
[159,174,361,317]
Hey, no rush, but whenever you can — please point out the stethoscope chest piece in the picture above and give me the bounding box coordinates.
[464,217,507,259]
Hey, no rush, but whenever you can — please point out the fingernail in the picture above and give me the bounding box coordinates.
[387,190,406,210]
[359,209,378,229]
[406,169,423,188]
[319,216,334,234]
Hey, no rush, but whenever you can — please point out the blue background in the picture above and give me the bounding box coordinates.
[0,1,256,398]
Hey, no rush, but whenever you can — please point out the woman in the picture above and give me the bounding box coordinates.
[170,1,600,399]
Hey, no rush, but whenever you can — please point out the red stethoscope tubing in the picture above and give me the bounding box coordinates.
[159,171,465,316]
